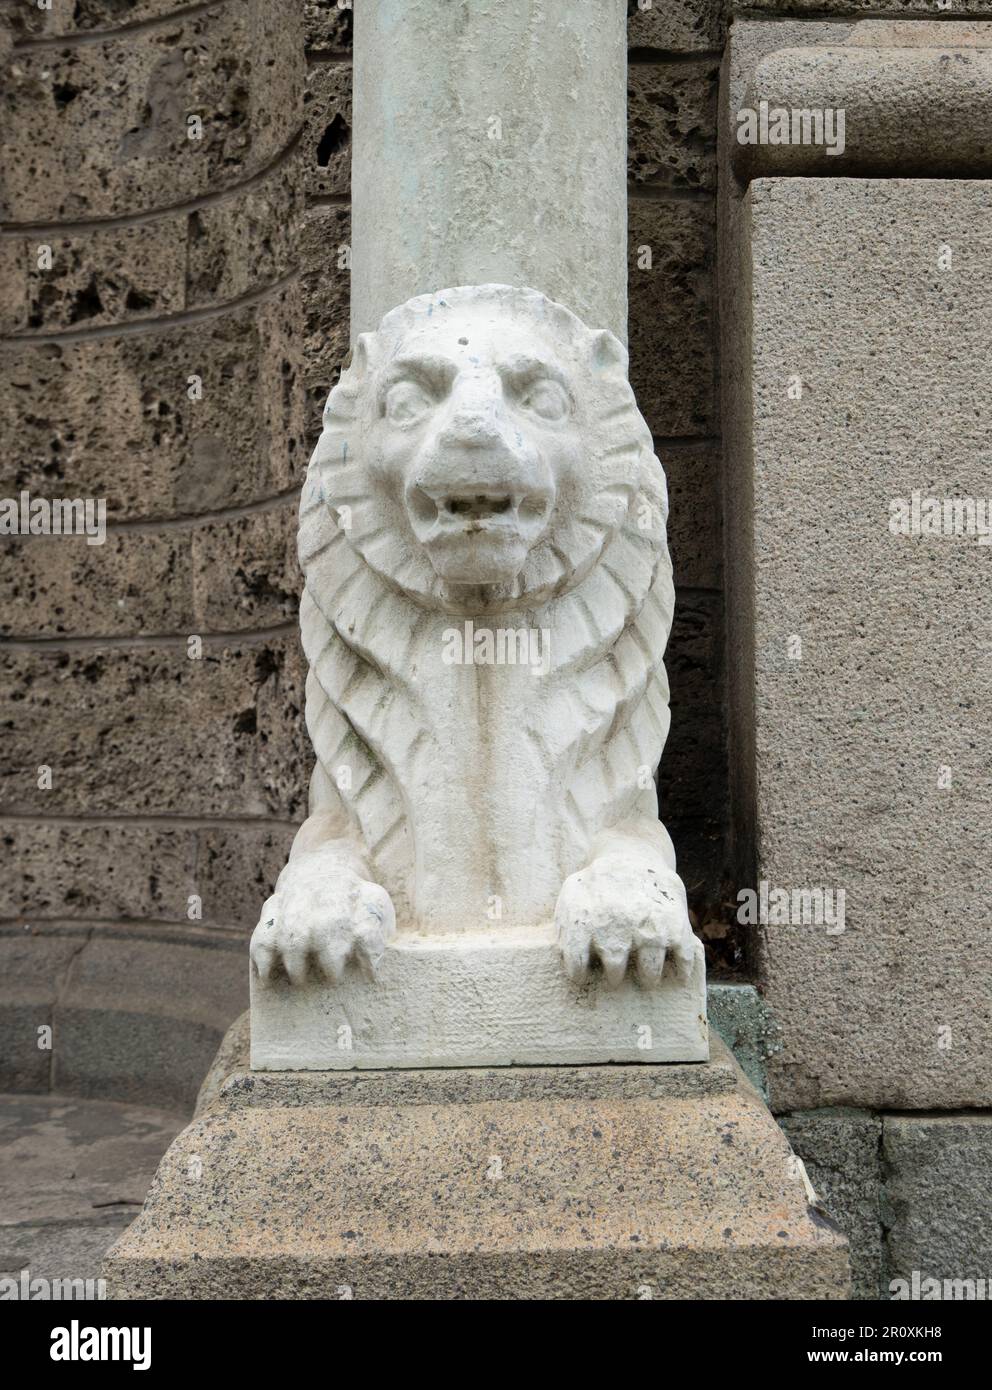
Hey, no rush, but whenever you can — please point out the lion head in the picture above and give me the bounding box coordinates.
[309,284,665,611]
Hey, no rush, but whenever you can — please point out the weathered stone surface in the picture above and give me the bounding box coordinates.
[661,442,721,590]
[742,1,992,17]
[628,61,718,191]
[0,282,306,519]
[193,821,298,927]
[0,0,311,1141]
[53,929,246,1109]
[628,197,715,437]
[183,154,302,309]
[668,589,722,716]
[2,531,193,639]
[301,202,350,445]
[304,60,351,199]
[0,929,80,1092]
[305,1,353,54]
[722,175,992,1111]
[883,1115,992,1296]
[105,1035,849,1299]
[0,820,193,922]
[0,499,300,639]
[779,1108,883,1301]
[662,592,727,888]
[0,152,300,335]
[12,222,186,334]
[660,719,727,922]
[0,0,304,221]
[0,633,310,819]
[6,0,193,38]
[190,503,302,630]
[627,0,723,52]
[0,239,27,333]
[0,818,297,929]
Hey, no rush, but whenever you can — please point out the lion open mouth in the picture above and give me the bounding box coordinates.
[444,494,514,518]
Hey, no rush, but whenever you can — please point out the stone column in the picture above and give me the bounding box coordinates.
[351,0,628,341]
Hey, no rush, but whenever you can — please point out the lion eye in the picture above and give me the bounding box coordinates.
[384,379,434,425]
[518,378,570,422]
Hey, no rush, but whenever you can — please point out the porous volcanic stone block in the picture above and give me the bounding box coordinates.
[184,154,302,310]
[660,442,722,590]
[1,530,194,640]
[0,283,306,518]
[0,146,300,334]
[627,0,723,52]
[104,1035,849,1299]
[189,503,301,631]
[0,499,299,640]
[305,2,353,54]
[0,819,301,931]
[303,60,352,199]
[662,592,727,877]
[193,823,299,929]
[0,632,310,819]
[0,820,195,923]
[628,60,718,191]
[740,2,992,20]
[16,222,186,333]
[0,0,303,221]
[301,203,351,445]
[627,197,716,437]
[8,1,188,39]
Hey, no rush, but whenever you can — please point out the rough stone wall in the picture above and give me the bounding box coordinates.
[0,0,307,1108]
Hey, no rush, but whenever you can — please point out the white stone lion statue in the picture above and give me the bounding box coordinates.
[250,285,701,991]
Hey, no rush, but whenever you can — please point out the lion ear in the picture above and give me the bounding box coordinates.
[589,329,629,376]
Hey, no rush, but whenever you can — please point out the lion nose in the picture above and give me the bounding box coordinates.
[437,375,507,450]
[439,405,503,450]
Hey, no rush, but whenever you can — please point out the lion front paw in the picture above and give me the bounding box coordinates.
[250,862,396,987]
[555,856,700,989]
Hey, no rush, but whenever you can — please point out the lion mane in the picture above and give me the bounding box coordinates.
[297,285,676,933]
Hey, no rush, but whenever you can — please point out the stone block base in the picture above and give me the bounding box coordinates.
[249,924,709,1069]
[103,1034,848,1299]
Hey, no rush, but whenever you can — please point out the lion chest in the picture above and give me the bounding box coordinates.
[381,645,578,931]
